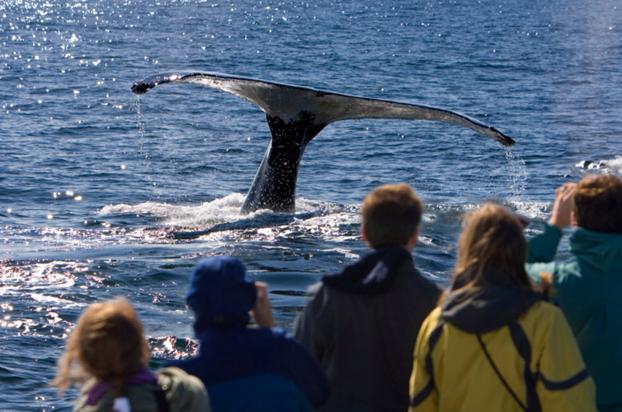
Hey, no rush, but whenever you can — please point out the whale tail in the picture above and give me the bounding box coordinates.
[132,72,516,212]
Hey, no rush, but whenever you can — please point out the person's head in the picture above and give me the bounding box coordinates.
[187,256,257,333]
[451,202,535,293]
[53,298,150,395]
[573,174,622,233]
[361,183,423,250]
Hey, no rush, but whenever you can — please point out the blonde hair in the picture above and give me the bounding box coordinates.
[361,183,423,248]
[53,298,150,396]
[450,202,536,293]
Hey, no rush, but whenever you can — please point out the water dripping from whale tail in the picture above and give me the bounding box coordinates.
[505,147,528,200]
[131,71,516,213]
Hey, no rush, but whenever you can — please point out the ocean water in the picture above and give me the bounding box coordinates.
[1,0,622,409]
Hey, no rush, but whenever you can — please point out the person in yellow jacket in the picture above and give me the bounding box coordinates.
[409,203,596,412]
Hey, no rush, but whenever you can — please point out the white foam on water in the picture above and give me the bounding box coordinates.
[99,193,248,227]
[323,247,360,260]
[30,292,81,307]
[507,200,550,221]
[576,156,622,175]
[293,211,359,241]
[600,156,622,174]
[0,260,79,294]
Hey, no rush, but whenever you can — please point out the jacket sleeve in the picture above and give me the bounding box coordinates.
[527,223,562,263]
[278,337,330,409]
[534,307,597,412]
[409,311,440,412]
[293,284,330,363]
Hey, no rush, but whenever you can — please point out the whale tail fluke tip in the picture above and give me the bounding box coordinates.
[491,127,516,146]
[131,81,153,95]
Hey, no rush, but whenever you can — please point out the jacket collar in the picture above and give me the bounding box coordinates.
[322,246,412,295]
[86,368,158,405]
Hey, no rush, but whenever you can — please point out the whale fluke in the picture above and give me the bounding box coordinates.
[132,71,516,213]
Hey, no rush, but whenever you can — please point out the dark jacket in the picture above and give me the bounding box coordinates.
[527,224,622,411]
[171,327,329,412]
[294,248,441,412]
[172,257,329,412]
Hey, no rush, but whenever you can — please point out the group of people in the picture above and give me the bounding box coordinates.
[53,173,622,412]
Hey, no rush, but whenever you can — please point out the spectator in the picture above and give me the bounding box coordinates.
[295,183,441,412]
[527,174,622,411]
[53,298,210,412]
[170,256,329,412]
[410,203,596,412]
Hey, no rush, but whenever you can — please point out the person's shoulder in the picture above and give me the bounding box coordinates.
[73,378,105,412]
[521,300,568,331]
[157,367,211,410]
[304,281,331,303]
[301,281,335,311]
[402,262,442,297]
[158,365,201,383]
[528,300,562,317]
[247,326,300,348]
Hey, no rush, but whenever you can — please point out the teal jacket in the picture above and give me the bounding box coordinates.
[527,224,622,412]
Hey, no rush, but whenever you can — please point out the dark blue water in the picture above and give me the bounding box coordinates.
[1,0,622,409]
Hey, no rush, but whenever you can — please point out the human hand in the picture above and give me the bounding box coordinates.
[549,183,576,230]
[250,282,273,328]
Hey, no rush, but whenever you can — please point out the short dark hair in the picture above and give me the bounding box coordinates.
[361,183,423,248]
[574,174,622,233]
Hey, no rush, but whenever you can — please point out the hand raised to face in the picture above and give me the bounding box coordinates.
[549,182,577,230]
[250,282,274,328]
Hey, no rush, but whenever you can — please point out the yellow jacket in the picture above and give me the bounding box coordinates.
[409,288,596,412]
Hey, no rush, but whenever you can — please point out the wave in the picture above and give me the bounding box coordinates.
[576,156,622,174]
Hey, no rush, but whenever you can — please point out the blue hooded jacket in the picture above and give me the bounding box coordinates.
[170,257,329,412]
[527,224,622,411]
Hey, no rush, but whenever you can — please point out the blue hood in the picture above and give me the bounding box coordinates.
[187,256,257,332]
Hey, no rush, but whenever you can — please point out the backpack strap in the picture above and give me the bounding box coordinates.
[411,320,444,408]
[507,321,541,412]
[477,321,542,412]
[477,333,530,412]
[153,386,171,412]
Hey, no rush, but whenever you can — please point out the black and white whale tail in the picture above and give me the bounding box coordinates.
[132,72,515,213]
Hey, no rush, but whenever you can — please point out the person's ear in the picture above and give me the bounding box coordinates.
[360,226,367,241]
[571,209,578,227]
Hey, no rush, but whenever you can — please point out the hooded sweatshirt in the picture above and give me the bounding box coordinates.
[295,247,441,412]
[527,224,622,411]
[409,287,596,412]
